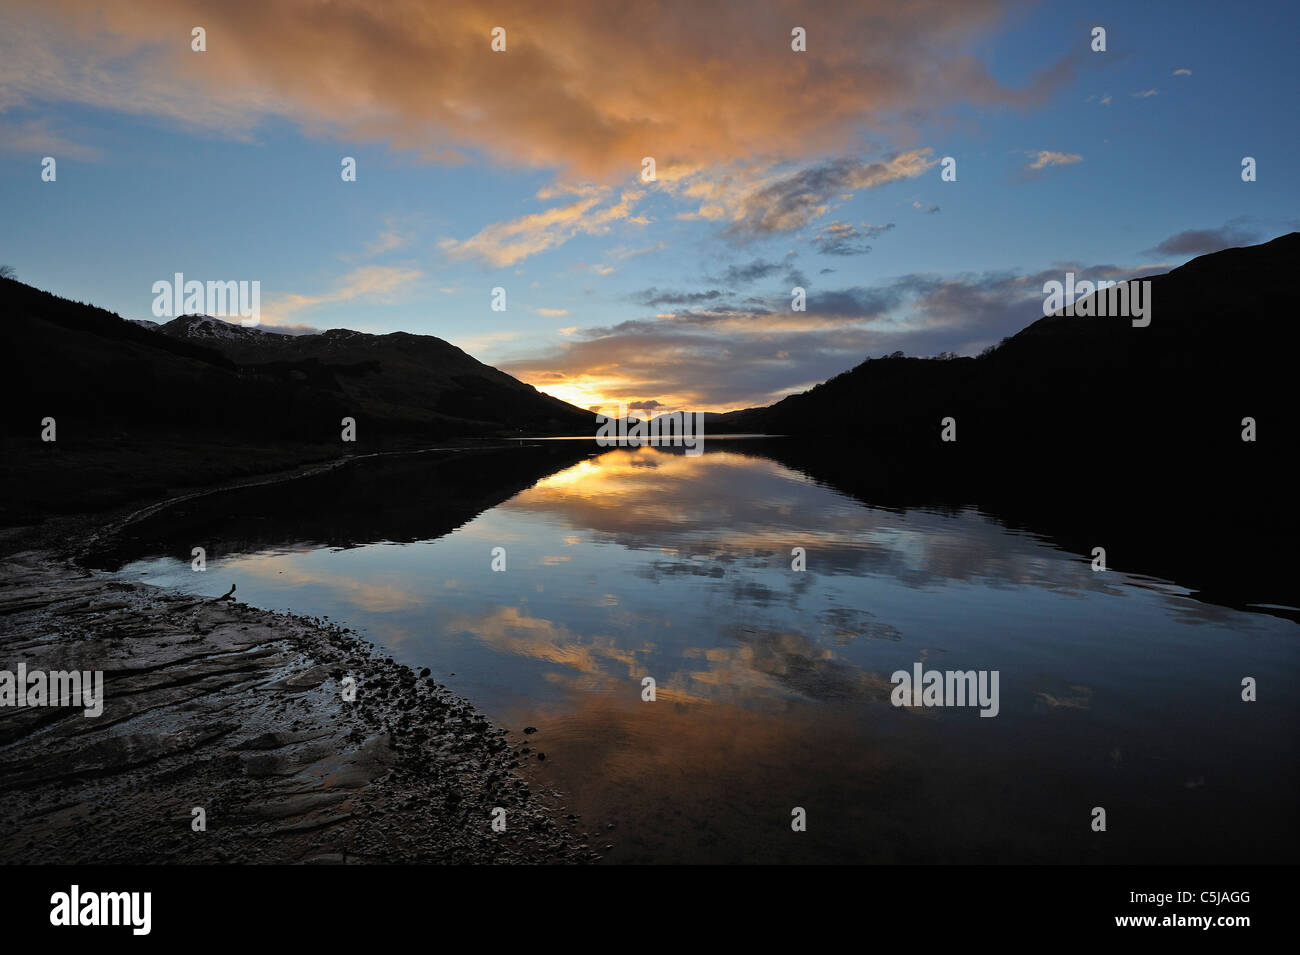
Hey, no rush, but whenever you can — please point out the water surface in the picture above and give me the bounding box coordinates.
[112,444,1299,863]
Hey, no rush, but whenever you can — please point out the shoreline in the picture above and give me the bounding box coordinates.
[1,440,540,561]
[0,445,599,864]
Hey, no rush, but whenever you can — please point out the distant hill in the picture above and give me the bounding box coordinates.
[0,281,595,442]
[0,279,598,524]
[711,233,1299,607]
[716,233,1298,458]
[152,313,593,436]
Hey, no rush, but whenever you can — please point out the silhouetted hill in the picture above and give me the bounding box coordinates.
[717,233,1297,451]
[151,314,594,435]
[0,278,595,524]
[714,233,1299,606]
[0,281,594,442]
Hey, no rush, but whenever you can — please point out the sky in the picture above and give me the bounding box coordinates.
[1,0,1297,414]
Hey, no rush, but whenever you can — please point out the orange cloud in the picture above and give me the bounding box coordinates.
[2,0,1070,180]
[439,188,643,266]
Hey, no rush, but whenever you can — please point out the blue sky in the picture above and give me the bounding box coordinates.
[1,0,1296,412]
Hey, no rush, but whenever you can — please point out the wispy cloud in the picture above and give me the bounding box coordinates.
[1025,150,1083,171]
[1144,221,1260,257]
[0,117,103,160]
[708,259,785,286]
[0,5,287,138]
[676,151,935,240]
[635,289,728,307]
[262,265,422,325]
[363,225,409,258]
[813,221,895,255]
[439,188,643,266]
[452,329,521,355]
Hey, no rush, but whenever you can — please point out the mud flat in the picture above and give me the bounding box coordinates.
[0,549,597,864]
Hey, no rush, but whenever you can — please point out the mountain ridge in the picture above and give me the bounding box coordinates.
[0,281,596,442]
[715,231,1298,442]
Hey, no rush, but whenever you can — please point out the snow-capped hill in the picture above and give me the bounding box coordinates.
[159,314,292,342]
[131,319,160,330]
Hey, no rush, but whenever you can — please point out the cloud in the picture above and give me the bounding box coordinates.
[609,242,666,261]
[635,288,727,307]
[1130,89,1159,98]
[438,188,643,266]
[911,201,941,213]
[705,151,935,239]
[1145,222,1261,257]
[362,225,408,257]
[710,260,784,286]
[0,6,287,138]
[1025,150,1083,171]
[0,0,1073,181]
[452,329,520,354]
[812,221,894,256]
[1173,69,1192,77]
[535,307,569,316]
[0,117,103,160]
[499,258,1163,411]
[3,1,1079,266]
[257,321,321,336]
[261,264,421,325]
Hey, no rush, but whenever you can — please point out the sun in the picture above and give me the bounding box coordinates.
[527,376,616,414]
